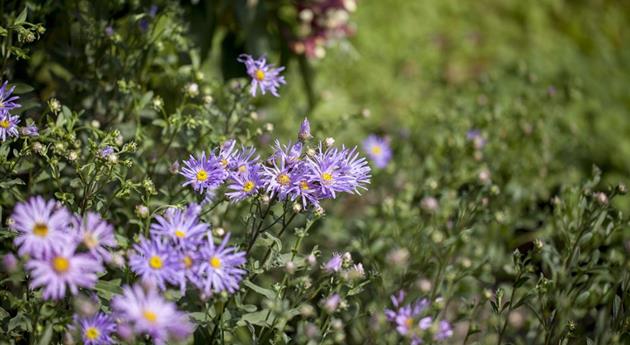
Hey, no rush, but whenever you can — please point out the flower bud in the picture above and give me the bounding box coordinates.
[213,227,225,237]
[135,205,150,218]
[325,137,335,147]
[2,253,18,273]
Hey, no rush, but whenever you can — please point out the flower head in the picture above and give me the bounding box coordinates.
[226,164,262,202]
[70,312,117,345]
[112,284,193,345]
[197,233,247,295]
[129,237,179,290]
[298,118,312,141]
[180,152,227,193]
[229,146,259,177]
[237,54,286,97]
[25,244,103,300]
[72,212,118,262]
[21,124,39,137]
[100,146,115,158]
[150,204,208,245]
[323,253,343,273]
[0,81,21,113]
[0,112,20,141]
[363,135,392,168]
[10,196,72,259]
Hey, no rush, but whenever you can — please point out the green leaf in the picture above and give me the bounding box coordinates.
[15,8,28,25]
[238,309,273,327]
[243,279,275,299]
[94,279,123,299]
[38,324,53,345]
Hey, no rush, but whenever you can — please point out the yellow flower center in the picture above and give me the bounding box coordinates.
[371,145,382,155]
[277,173,291,186]
[52,256,70,273]
[183,256,193,269]
[175,230,186,238]
[85,326,100,340]
[0,120,9,128]
[322,172,333,182]
[220,158,228,167]
[255,69,265,81]
[83,233,98,248]
[300,181,310,190]
[210,256,221,268]
[143,310,158,323]
[238,165,247,173]
[149,255,163,269]
[243,180,255,192]
[196,169,208,182]
[405,317,414,328]
[33,223,48,237]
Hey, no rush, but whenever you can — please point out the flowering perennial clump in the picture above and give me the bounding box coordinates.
[179,118,371,209]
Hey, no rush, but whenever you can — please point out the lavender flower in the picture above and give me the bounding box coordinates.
[466,129,486,149]
[100,146,114,158]
[10,196,72,259]
[197,233,246,295]
[174,248,203,294]
[306,144,367,198]
[112,284,193,344]
[0,112,20,141]
[229,145,259,176]
[385,291,452,342]
[180,152,227,193]
[435,320,453,340]
[129,237,179,290]
[70,313,117,345]
[218,139,238,170]
[226,164,262,202]
[0,80,21,113]
[323,293,341,312]
[21,124,39,137]
[72,212,118,262]
[261,150,301,200]
[298,118,312,141]
[323,253,343,272]
[25,244,103,300]
[150,203,208,245]
[363,135,392,168]
[237,54,286,97]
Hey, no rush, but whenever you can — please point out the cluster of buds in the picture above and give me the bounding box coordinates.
[290,0,357,59]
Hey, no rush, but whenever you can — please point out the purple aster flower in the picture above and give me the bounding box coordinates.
[217,139,238,170]
[10,196,72,259]
[237,54,286,97]
[435,320,453,340]
[225,164,262,202]
[384,290,430,336]
[72,212,118,262]
[305,144,358,199]
[25,244,103,300]
[261,149,301,200]
[100,146,114,158]
[112,284,193,345]
[180,152,227,193]
[323,253,343,273]
[129,237,179,290]
[0,112,20,141]
[2,253,19,273]
[197,233,246,295]
[363,135,392,168]
[21,124,39,137]
[323,293,341,313]
[148,5,158,17]
[229,145,259,176]
[0,81,21,113]
[270,140,302,168]
[298,118,312,141]
[174,247,203,294]
[150,203,208,245]
[69,312,117,345]
[338,145,371,194]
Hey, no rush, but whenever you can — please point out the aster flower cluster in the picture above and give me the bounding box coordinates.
[290,0,357,59]
[0,80,21,142]
[9,196,117,300]
[180,118,371,209]
[129,203,247,296]
[385,291,453,344]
